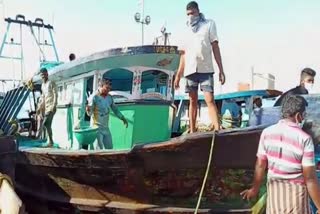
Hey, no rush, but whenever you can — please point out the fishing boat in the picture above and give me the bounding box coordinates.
[172,89,282,135]
[1,14,319,214]
[0,44,270,213]
[12,89,320,214]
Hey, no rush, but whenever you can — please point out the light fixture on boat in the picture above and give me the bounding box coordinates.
[134,12,141,22]
[134,12,151,45]
[145,15,151,25]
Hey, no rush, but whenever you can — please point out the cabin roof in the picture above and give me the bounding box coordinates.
[175,89,283,101]
[33,45,180,83]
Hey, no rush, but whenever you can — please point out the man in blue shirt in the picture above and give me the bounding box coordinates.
[86,79,128,149]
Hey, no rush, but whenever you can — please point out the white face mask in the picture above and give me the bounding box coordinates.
[298,119,306,129]
[297,112,307,128]
[304,82,314,93]
[188,14,200,26]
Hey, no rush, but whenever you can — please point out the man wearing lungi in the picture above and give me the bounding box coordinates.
[241,95,320,213]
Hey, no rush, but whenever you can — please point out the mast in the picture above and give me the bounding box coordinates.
[0,15,60,84]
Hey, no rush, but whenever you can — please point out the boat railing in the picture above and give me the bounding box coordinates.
[109,91,134,101]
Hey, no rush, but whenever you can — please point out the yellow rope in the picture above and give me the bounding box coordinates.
[23,79,34,91]
[251,193,267,214]
[7,119,19,136]
[194,131,216,214]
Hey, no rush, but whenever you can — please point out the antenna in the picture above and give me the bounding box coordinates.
[153,24,171,46]
[0,0,4,21]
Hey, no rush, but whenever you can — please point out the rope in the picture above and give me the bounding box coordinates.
[194,131,216,214]
[23,79,34,91]
[28,22,46,61]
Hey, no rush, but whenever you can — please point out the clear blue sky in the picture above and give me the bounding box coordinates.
[0,0,320,92]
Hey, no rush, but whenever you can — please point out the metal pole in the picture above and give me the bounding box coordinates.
[141,0,144,45]
[0,22,10,56]
[49,29,60,62]
[37,27,41,61]
[142,23,144,45]
[20,23,23,81]
[164,33,167,46]
[0,0,5,21]
[11,48,15,88]
[251,66,254,90]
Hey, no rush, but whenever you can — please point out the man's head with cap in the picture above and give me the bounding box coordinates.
[40,67,49,82]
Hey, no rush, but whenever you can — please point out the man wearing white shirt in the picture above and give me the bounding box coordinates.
[174,1,226,133]
[38,67,58,147]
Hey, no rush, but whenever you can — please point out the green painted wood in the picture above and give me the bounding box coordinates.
[109,103,174,150]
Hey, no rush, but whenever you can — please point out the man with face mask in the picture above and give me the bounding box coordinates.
[174,1,226,133]
[241,95,320,214]
[274,68,316,107]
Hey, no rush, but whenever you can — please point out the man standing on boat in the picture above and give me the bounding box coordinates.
[86,79,128,150]
[39,67,58,147]
[174,1,226,133]
[274,67,316,106]
[241,95,320,213]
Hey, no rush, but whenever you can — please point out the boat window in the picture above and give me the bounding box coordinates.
[65,82,73,105]
[73,80,83,106]
[85,76,94,98]
[103,68,133,93]
[84,76,94,121]
[57,85,63,105]
[262,97,278,107]
[221,99,242,129]
[141,70,168,99]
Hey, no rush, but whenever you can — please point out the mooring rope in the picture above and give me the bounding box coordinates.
[194,131,216,214]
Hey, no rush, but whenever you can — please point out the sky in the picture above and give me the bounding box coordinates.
[0,0,319,93]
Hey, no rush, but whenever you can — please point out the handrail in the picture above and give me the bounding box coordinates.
[109,91,134,100]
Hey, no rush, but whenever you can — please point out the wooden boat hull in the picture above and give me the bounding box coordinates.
[15,126,266,213]
[0,136,16,180]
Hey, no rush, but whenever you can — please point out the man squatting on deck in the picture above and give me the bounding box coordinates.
[241,95,320,214]
[86,79,128,150]
[174,1,226,133]
[38,67,58,147]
